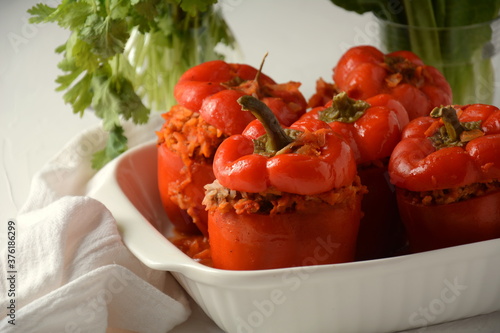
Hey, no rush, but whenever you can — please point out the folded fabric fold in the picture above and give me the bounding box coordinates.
[0,115,191,332]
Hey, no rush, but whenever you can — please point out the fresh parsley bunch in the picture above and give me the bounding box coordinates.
[28,0,237,168]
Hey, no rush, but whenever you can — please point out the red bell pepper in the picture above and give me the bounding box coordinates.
[332,45,452,120]
[174,58,307,135]
[157,105,223,235]
[300,92,409,164]
[299,92,409,259]
[389,104,500,252]
[213,112,356,195]
[158,59,308,236]
[206,95,365,270]
[308,78,339,108]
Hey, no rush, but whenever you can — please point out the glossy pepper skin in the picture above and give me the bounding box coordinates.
[333,45,452,120]
[157,105,224,236]
[300,92,409,260]
[208,96,363,270]
[389,104,500,252]
[299,92,409,164]
[213,112,357,195]
[209,199,363,270]
[158,140,215,235]
[159,59,308,235]
[174,59,307,135]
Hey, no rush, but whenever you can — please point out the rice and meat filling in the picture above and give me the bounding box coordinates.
[156,104,226,165]
[156,105,228,232]
[203,176,367,215]
[399,180,500,206]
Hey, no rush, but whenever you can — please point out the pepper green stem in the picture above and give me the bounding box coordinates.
[429,106,484,149]
[430,106,463,142]
[238,95,293,152]
[319,92,370,123]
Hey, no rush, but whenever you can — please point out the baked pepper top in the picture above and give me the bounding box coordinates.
[389,104,500,192]
[173,58,307,136]
[213,95,357,195]
[299,92,409,165]
[333,45,452,120]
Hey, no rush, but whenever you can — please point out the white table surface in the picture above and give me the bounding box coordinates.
[2,0,500,332]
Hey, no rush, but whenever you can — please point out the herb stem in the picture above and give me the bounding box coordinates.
[403,0,443,73]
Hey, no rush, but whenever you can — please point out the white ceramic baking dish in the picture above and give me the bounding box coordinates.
[88,140,500,333]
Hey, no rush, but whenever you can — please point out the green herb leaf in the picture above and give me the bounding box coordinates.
[109,0,131,20]
[91,71,149,130]
[79,14,130,59]
[176,0,218,17]
[28,2,92,29]
[91,125,128,169]
[27,3,57,23]
[28,0,238,169]
[132,0,160,21]
[61,73,93,117]
[114,78,150,125]
[54,2,93,30]
[328,0,405,22]
[91,71,122,131]
[55,66,84,91]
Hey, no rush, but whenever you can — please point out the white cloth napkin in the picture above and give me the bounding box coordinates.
[0,114,191,333]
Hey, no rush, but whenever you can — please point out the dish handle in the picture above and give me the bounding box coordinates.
[87,158,191,272]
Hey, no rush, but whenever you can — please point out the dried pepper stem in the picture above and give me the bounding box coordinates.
[238,95,293,152]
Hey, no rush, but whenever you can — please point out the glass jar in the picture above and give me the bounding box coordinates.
[376,17,500,106]
[122,5,241,112]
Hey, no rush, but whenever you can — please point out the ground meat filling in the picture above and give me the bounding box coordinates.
[203,176,367,215]
[156,105,228,227]
[399,180,500,205]
[156,104,227,165]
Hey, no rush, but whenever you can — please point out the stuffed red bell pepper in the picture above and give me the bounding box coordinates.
[203,95,366,270]
[308,78,339,108]
[389,104,500,252]
[300,92,409,260]
[327,45,452,120]
[175,58,308,133]
[157,59,307,236]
